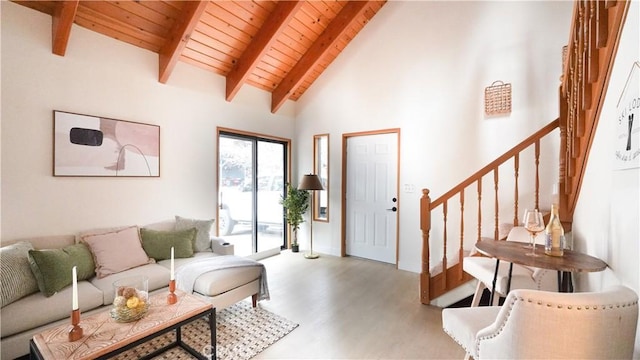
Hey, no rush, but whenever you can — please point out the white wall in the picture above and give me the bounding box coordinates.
[295,1,572,273]
[570,1,639,353]
[1,2,295,240]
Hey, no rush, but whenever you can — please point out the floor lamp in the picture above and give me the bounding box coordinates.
[298,174,324,259]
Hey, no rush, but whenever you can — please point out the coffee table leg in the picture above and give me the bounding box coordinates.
[175,310,215,360]
[30,339,44,360]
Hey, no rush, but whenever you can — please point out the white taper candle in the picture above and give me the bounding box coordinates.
[170,247,175,280]
[72,266,78,310]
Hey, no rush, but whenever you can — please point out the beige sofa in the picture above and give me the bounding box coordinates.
[0,218,265,359]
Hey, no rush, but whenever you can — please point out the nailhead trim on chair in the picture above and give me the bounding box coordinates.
[533,269,550,289]
[475,295,639,359]
[442,328,473,358]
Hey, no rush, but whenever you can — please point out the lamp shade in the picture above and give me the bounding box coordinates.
[298,174,324,191]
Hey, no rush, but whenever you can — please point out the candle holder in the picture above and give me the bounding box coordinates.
[68,309,83,342]
[167,279,177,305]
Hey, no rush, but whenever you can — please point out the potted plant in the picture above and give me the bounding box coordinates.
[280,183,310,252]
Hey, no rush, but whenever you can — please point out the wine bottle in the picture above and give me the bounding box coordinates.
[544,204,564,256]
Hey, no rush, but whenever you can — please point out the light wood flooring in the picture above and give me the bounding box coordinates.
[253,251,465,359]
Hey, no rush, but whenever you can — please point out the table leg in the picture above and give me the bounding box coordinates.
[175,308,215,360]
[505,262,513,295]
[30,339,44,360]
[555,271,575,292]
[569,273,574,292]
[490,259,500,306]
[561,271,573,292]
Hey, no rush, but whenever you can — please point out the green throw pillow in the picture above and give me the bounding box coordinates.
[140,228,196,260]
[28,243,96,297]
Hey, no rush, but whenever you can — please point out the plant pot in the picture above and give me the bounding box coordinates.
[291,244,299,253]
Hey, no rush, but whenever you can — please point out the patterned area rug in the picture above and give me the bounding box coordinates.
[113,301,298,360]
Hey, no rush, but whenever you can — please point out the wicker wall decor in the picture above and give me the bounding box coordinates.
[484,80,512,116]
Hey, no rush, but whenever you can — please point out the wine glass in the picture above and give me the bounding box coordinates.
[521,208,535,249]
[523,209,545,257]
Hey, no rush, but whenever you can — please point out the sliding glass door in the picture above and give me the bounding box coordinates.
[218,131,287,257]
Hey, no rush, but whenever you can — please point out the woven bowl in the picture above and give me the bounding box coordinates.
[111,276,150,323]
[110,302,150,323]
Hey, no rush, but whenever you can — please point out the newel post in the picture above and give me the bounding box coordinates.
[420,189,432,304]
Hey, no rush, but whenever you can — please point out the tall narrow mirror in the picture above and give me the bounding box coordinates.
[314,134,329,222]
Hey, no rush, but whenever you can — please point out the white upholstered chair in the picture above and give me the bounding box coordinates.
[442,285,639,359]
[463,226,557,306]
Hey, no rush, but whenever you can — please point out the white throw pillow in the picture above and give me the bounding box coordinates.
[1,241,39,307]
[174,216,215,252]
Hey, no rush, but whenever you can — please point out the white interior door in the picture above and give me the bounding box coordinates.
[346,132,398,264]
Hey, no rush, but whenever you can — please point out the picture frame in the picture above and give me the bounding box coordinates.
[614,62,640,170]
[53,110,160,177]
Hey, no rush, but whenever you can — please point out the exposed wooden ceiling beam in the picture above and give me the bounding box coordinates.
[271,1,372,113]
[15,0,387,106]
[159,1,209,84]
[225,1,304,102]
[52,0,79,56]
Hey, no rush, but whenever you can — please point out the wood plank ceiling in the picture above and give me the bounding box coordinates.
[13,0,387,113]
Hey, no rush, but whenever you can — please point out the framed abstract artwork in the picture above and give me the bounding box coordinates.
[53,110,160,177]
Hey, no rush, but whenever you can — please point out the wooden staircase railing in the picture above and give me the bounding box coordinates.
[420,120,559,303]
[419,0,630,305]
[558,0,630,227]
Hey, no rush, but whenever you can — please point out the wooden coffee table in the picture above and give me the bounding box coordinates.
[30,291,215,360]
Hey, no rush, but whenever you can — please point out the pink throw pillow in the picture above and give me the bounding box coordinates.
[81,226,151,278]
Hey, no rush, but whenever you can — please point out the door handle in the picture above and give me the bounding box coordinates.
[387,207,397,212]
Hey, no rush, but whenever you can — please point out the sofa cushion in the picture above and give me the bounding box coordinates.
[158,251,218,269]
[174,216,215,252]
[0,280,103,338]
[27,243,95,297]
[3,235,75,250]
[157,253,262,297]
[140,227,196,260]
[194,266,263,297]
[1,241,39,307]
[81,225,152,278]
[159,251,218,271]
[90,263,170,305]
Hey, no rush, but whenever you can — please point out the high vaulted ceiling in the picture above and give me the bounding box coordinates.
[13,1,387,113]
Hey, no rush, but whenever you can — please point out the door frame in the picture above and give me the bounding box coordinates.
[216,127,292,251]
[341,128,401,266]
